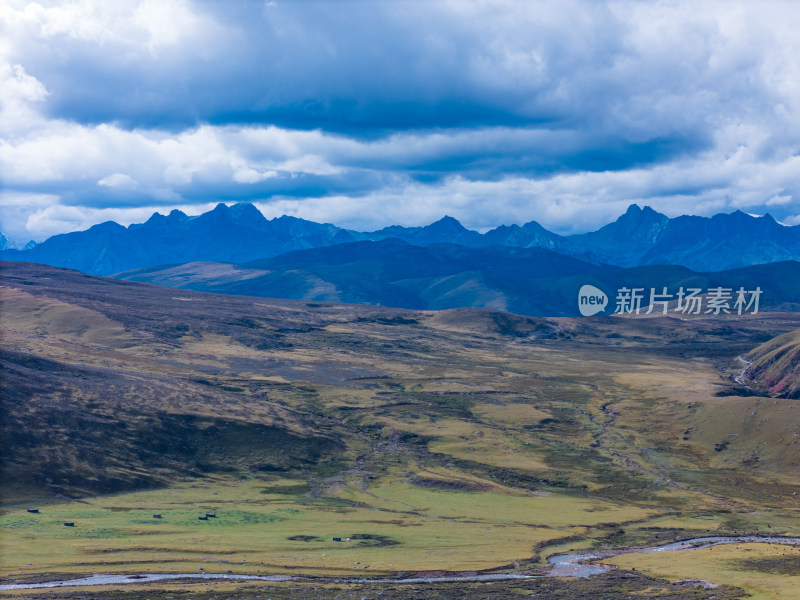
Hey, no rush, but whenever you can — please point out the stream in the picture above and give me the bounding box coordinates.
[547,535,800,578]
[2,535,799,591]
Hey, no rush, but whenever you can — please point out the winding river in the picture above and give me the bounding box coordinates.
[2,536,799,591]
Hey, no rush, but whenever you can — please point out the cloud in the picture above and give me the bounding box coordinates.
[767,194,793,206]
[98,172,137,188]
[1,1,800,242]
[231,167,278,184]
[0,192,61,243]
[0,62,49,135]
[2,0,787,136]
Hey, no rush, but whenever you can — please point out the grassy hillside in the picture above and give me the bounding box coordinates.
[1,260,799,597]
[742,330,800,398]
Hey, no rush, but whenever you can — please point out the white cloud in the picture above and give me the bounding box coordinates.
[0,191,60,243]
[98,172,137,188]
[766,194,792,206]
[0,62,48,104]
[2,116,800,239]
[0,62,48,135]
[232,167,277,184]
[133,0,204,54]
[1,0,219,49]
[783,214,800,226]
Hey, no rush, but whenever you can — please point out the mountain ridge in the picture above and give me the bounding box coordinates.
[4,202,800,275]
[113,239,800,317]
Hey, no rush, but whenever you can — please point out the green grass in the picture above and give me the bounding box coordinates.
[0,478,583,577]
[331,475,656,527]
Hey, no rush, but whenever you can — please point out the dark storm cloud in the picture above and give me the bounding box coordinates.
[17,1,625,133]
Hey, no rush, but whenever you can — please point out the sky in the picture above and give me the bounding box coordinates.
[2,0,800,245]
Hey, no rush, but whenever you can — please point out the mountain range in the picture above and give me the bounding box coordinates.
[3,202,800,275]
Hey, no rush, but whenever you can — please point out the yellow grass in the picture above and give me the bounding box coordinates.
[607,542,800,600]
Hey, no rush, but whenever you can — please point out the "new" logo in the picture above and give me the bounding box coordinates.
[578,284,608,316]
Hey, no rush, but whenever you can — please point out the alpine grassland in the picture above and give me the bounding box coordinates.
[1,261,799,598]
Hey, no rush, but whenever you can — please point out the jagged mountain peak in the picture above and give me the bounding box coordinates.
[228,202,264,220]
[573,204,669,249]
[624,203,660,214]
[619,203,668,223]
[140,208,188,227]
[624,203,644,215]
[425,215,468,233]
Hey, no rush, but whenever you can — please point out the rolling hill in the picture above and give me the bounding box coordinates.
[116,240,800,317]
[3,259,799,501]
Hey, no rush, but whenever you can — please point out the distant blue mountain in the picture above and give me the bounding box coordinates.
[353,215,486,247]
[0,232,36,252]
[0,203,355,276]
[115,239,800,317]
[3,202,800,275]
[563,205,800,271]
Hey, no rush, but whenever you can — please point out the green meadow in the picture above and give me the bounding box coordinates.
[0,477,597,576]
